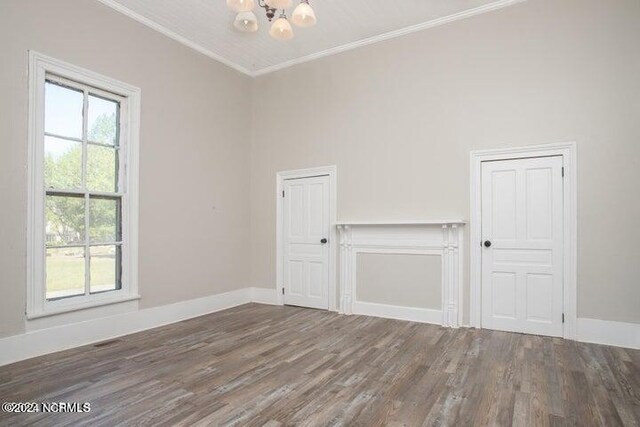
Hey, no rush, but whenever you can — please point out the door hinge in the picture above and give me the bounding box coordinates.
[282,190,285,197]
[562,167,565,177]
[282,288,285,295]
[562,313,565,323]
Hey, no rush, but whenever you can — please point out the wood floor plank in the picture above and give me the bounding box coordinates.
[0,303,639,426]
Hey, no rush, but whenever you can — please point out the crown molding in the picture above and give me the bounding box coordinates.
[95,0,254,77]
[96,0,526,78]
[252,0,527,76]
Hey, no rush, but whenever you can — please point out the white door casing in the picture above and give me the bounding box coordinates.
[283,175,330,310]
[481,156,564,337]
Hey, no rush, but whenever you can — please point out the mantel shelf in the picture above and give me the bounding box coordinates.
[335,220,467,226]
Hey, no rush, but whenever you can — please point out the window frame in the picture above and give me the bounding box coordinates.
[27,51,141,319]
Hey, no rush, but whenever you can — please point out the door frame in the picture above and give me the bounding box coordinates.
[469,142,577,339]
[276,165,338,310]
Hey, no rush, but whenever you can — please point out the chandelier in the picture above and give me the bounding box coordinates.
[226,0,316,41]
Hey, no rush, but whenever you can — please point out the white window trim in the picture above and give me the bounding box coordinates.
[27,51,141,319]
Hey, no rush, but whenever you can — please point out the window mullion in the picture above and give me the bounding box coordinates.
[87,140,120,149]
[84,193,90,296]
[82,89,90,297]
[88,241,123,247]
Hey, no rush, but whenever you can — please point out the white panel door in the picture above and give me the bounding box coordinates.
[283,175,330,310]
[481,156,564,337]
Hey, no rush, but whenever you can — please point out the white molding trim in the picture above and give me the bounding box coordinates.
[4,292,636,367]
[253,0,527,76]
[27,51,141,319]
[96,0,525,78]
[336,220,467,226]
[94,0,254,77]
[577,318,640,350]
[469,142,578,339]
[352,301,442,325]
[276,166,338,311]
[336,222,465,328]
[0,288,254,367]
[250,287,279,305]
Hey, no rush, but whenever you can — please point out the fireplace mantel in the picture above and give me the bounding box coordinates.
[335,220,466,226]
[336,220,465,328]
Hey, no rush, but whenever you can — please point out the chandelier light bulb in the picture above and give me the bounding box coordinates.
[233,11,258,32]
[227,0,313,41]
[269,13,294,41]
[265,0,292,9]
[292,0,316,27]
[226,0,255,13]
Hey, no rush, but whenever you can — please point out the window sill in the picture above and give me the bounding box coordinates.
[26,294,141,320]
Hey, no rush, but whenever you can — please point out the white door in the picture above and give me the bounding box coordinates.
[283,175,330,310]
[481,156,564,337]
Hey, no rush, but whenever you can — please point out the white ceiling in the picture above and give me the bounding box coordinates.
[98,0,523,76]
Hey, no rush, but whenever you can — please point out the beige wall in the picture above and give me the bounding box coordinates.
[356,254,441,310]
[250,0,640,324]
[2,0,639,340]
[0,0,252,337]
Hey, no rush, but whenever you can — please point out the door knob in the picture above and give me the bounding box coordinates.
[484,240,492,248]
[320,238,328,244]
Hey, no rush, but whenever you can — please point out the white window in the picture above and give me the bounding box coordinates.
[27,52,140,318]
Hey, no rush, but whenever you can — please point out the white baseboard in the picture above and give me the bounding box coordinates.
[576,318,640,350]
[352,301,442,325]
[0,288,253,367]
[4,291,637,367]
[250,287,279,305]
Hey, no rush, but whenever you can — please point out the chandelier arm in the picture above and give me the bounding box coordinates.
[257,0,277,21]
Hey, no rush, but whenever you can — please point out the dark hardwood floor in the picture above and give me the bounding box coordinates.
[1,303,639,426]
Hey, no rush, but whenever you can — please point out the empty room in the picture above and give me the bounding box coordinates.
[1,0,639,425]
